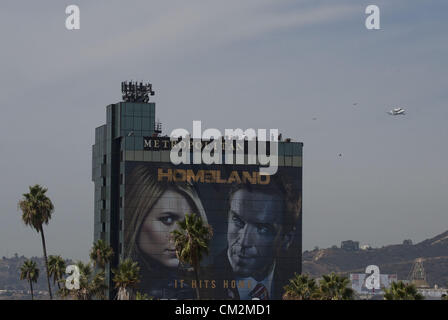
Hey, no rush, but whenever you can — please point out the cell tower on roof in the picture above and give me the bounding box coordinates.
[408,258,429,288]
[121,81,155,103]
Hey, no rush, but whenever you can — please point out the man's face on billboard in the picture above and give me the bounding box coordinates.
[227,189,284,280]
[138,189,193,268]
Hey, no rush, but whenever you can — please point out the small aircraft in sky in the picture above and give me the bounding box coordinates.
[388,107,406,116]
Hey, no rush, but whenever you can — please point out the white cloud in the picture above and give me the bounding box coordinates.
[82,2,358,70]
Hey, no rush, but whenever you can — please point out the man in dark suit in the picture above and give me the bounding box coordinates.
[211,181,301,300]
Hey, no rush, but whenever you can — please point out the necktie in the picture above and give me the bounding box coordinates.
[249,283,269,300]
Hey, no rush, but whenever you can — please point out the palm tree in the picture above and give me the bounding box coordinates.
[57,286,71,300]
[74,261,93,300]
[20,260,39,300]
[18,184,54,299]
[319,272,354,300]
[70,261,108,300]
[89,240,113,299]
[112,259,140,300]
[383,281,424,300]
[171,213,213,300]
[90,239,114,270]
[443,286,448,300]
[48,255,66,291]
[283,273,320,300]
[89,270,108,300]
[135,291,152,300]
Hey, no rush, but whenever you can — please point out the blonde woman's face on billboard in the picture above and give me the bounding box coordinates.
[138,189,194,268]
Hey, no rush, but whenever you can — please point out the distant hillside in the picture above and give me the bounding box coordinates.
[0,254,73,299]
[303,230,448,287]
[2,231,447,298]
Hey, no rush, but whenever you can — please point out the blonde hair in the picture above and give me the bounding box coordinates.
[124,165,208,271]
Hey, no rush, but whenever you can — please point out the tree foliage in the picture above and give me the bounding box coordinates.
[283,273,320,300]
[383,281,424,300]
[18,184,55,299]
[318,272,355,300]
[48,255,66,290]
[171,213,213,299]
[90,239,114,270]
[283,272,354,300]
[20,260,39,300]
[112,259,140,300]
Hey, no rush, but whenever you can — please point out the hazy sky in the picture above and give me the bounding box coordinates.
[0,0,447,261]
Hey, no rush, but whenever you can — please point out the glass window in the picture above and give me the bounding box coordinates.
[125,136,135,150]
[135,137,143,150]
[134,116,142,130]
[285,143,293,156]
[142,117,151,131]
[142,105,150,116]
[134,104,142,117]
[126,116,133,130]
[278,142,285,156]
[292,143,302,156]
[124,103,133,116]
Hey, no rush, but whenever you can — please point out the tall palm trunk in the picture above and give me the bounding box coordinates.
[117,287,130,300]
[55,279,61,297]
[40,226,53,299]
[193,262,201,300]
[29,279,34,300]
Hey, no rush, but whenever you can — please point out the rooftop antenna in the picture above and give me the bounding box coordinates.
[408,258,429,288]
[154,118,162,135]
[121,80,155,103]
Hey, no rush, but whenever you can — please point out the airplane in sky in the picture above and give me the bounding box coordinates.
[388,107,406,115]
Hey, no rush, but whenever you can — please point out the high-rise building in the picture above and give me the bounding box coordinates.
[92,82,303,299]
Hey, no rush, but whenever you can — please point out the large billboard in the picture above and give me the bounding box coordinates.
[123,161,302,300]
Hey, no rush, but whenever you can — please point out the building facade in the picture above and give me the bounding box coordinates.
[92,84,303,299]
